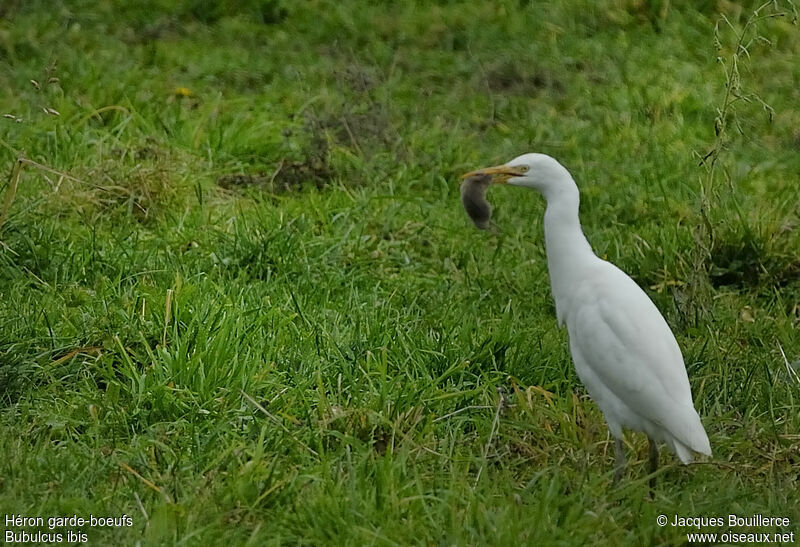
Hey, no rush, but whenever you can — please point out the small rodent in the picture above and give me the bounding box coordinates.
[460,173,492,230]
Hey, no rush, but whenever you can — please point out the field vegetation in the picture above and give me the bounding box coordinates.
[1,0,799,544]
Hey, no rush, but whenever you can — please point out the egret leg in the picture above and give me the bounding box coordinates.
[613,438,625,485]
[648,437,659,494]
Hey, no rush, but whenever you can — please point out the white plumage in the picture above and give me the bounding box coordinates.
[462,153,711,481]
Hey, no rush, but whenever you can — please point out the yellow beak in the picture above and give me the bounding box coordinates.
[460,164,527,184]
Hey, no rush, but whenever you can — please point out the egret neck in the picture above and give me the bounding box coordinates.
[540,177,596,326]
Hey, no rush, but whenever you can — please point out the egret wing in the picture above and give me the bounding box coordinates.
[567,268,706,451]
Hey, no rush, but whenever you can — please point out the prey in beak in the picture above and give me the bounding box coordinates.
[460,173,493,230]
[459,163,525,230]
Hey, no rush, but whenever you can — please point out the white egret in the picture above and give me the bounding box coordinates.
[462,153,711,483]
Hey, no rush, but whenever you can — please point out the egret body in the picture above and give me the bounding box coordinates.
[462,153,711,482]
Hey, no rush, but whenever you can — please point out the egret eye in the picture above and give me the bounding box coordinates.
[517,165,530,173]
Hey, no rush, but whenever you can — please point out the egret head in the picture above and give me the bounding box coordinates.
[461,153,574,200]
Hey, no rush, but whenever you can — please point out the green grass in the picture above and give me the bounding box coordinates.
[1,0,799,544]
